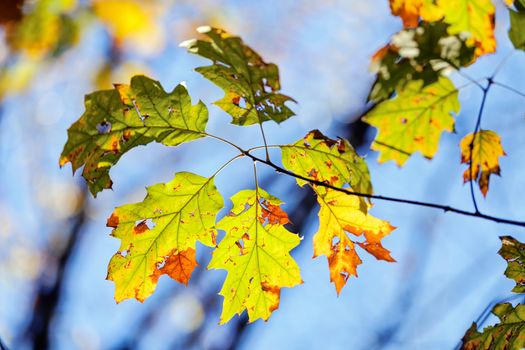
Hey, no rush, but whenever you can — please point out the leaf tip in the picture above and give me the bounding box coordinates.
[196,25,212,34]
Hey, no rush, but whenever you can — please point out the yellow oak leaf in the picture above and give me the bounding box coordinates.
[314,189,395,294]
[460,130,506,197]
[106,172,223,303]
[209,189,302,323]
[363,76,459,166]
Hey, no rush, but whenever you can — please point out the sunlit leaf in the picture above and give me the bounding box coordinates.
[281,129,372,211]
[107,172,223,303]
[460,130,506,197]
[181,26,295,126]
[388,0,496,56]
[389,0,443,27]
[60,75,208,195]
[439,0,496,56]
[461,303,525,350]
[209,189,302,323]
[499,236,525,293]
[314,189,395,294]
[363,76,459,166]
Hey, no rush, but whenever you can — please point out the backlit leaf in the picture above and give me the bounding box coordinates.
[181,26,295,126]
[363,76,459,166]
[499,236,525,293]
[209,189,302,323]
[388,0,496,56]
[461,303,525,350]
[439,0,496,56]
[281,129,372,211]
[389,0,443,27]
[460,130,506,197]
[106,172,223,303]
[314,189,395,294]
[60,75,208,195]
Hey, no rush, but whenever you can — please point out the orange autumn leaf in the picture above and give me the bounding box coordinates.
[460,130,506,197]
[314,189,395,294]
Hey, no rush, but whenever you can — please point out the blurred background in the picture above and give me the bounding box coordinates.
[1,0,525,349]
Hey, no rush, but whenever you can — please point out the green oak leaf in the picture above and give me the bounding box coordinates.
[107,172,223,303]
[280,129,372,212]
[461,303,525,350]
[509,3,525,51]
[60,75,207,196]
[209,188,302,323]
[181,26,295,126]
[363,76,460,166]
[499,236,525,293]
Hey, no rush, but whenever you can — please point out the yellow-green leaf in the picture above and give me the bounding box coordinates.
[181,26,295,126]
[363,76,459,166]
[107,172,223,303]
[281,129,372,211]
[60,75,207,195]
[499,236,525,293]
[460,130,506,197]
[209,189,302,323]
[461,303,525,350]
[439,0,496,56]
[314,189,395,294]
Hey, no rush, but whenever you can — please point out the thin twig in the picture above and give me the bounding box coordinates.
[492,81,525,99]
[468,81,491,213]
[206,132,525,227]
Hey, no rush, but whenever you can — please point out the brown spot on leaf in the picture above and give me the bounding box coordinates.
[107,213,119,228]
[134,221,149,234]
[261,200,290,225]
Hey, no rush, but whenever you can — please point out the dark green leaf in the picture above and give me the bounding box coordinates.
[60,75,207,196]
[499,236,525,293]
[461,303,525,350]
[181,26,295,126]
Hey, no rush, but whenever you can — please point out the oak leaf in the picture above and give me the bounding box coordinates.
[460,130,506,197]
[363,76,459,166]
[314,189,395,294]
[281,130,372,211]
[461,303,525,350]
[106,172,223,303]
[181,26,295,126]
[60,75,208,195]
[499,236,525,293]
[209,189,302,323]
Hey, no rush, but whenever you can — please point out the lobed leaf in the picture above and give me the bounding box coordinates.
[181,26,295,126]
[499,236,525,293]
[388,0,496,56]
[363,76,460,166]
[209,189,302,323]
[106,172,223,303]
[281,129,372,211]
[461,303,525,350]
[314,189,395,294]
[60,75,208,196]
[460,130,506,197]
